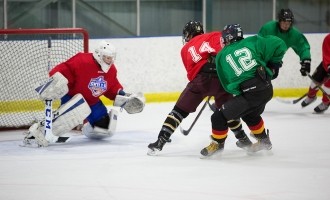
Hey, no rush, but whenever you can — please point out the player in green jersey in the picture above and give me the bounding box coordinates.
[258,9,311,78]
[200,24,287,157]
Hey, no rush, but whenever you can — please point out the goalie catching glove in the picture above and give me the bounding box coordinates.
[114,92,145,114]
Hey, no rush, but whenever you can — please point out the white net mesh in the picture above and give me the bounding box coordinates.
[0,29,88,129]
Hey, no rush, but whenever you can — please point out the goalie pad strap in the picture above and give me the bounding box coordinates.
[35,72,69,100]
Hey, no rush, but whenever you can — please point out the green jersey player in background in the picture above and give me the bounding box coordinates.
[200,24,287,157]
[258,8,311,78]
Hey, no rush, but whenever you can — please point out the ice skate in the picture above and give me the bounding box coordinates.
[21,134,39,148]
[236,135,252,149]
[314,102,329,113]
[28,123,49,147]
[248,130,272,153]
[147,136,170,156]
[200,137,224,158]
[234,130,252,149]
[301,96,316,107]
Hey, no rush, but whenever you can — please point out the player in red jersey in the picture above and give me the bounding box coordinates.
[147,20,252,155]
[301,34,330,113]
[25,40,145,147]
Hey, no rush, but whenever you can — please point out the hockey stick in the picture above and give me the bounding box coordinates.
[180,96,211,136]
[44,37,63,143]
[38,38,70,144]
[307,73,330,100]
[43,38,56,142]
[275,92,308,104]
[276,76,330,104]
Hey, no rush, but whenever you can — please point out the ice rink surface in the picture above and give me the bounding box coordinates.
[0,98,329,200]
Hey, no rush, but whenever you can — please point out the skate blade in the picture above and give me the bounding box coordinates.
[313,111,326,114]
[236,143,252,151]
[147,148,160,156]
[199,149,224,159]
[246,149,273,156]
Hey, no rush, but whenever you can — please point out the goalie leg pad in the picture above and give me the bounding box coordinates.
[82,109,118,140]
[52,93,91,136]
[35,72,69,100]
[26,94,90,146]
[114,92,146,114]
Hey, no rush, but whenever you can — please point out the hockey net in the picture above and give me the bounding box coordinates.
[0,28,89,130]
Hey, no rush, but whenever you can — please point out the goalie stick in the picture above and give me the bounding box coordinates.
[180,96,211,136]
[41,37,58,143]
[43,38,69,144]
[43,38,70,144]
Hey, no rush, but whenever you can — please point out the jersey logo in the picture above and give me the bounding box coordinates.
[88,76,107,97]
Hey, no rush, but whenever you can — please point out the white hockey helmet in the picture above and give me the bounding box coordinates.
[93,40,117,73]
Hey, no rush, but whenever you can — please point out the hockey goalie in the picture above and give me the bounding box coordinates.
[24,40,145,147]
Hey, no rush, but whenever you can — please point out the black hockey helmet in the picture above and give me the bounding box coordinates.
[278,8,294,23]
[221,24,244,45]
[182,20,204,44]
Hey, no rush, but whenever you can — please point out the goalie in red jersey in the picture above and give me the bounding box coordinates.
[147,20,252,156]
[24,40,145,147]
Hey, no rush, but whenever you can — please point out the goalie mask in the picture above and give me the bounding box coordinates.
[93,40,116,73]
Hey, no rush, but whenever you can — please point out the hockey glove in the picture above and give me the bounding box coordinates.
[267,61,282,80]
[300,59,311,76]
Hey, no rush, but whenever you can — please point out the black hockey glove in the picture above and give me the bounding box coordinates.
[267,61,282,80]
[300,59,311,76]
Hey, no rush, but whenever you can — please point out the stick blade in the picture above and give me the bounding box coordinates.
[275,97,294,104]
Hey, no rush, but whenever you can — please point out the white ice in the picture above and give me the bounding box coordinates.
[0,98,329,200]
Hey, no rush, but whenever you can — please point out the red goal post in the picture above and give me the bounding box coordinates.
[0,28,89,130]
